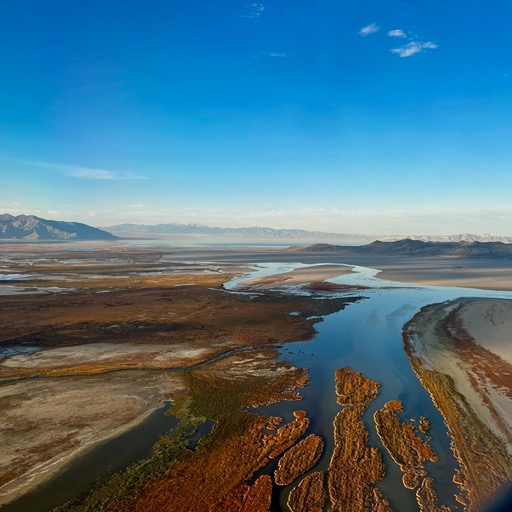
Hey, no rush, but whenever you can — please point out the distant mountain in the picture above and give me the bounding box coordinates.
[103,223,373,244]
[380,233,512,244]
[0,214,117,241]
[103,223,512,245]
[296,239,512,257]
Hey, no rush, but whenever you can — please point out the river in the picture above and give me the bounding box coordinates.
[231,263,512,511]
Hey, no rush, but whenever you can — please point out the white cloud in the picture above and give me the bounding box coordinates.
[387,29,407,38]
[239,3,265,20]
[5,157,147,180]
[68,168,146,180]
[257,51,287,58]
[391,41,437,58]
[359,23,380,36]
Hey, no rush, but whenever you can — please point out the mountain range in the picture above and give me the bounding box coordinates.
[0,214,117,241]
[103,222,512,244]
[3,214,512,247]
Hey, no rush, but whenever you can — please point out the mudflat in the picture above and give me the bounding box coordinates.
[404,298,512,510]
[0,243,356,508]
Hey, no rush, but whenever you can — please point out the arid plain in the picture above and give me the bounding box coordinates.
[1,241,512,511]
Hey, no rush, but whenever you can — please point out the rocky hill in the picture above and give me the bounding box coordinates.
[297,239,512,257]
[0,214,117,241]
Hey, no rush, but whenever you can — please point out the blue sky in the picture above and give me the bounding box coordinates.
[1,0,512,234]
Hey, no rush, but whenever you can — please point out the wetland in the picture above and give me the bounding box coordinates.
[1,242,512,511]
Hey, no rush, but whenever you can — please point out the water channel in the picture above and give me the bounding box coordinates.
[230,263,512,511]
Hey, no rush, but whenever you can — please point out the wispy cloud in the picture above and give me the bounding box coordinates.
[391,41,437,58]
[238,3,265,20]
[68,168,146,180]
[387,29,406,38]
[256,51,287,58]
[359,22,380,36]
[6,157,147,180]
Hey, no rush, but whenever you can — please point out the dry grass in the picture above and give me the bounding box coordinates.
[327,367,390,511]
[328,405,389,512]
[288,472,327,512]
[239,475,272,512]
[57,354,311,512]
[416,477,453,512]
[374,400,438,490]
[274,434,324,486]
[334,366,380,406]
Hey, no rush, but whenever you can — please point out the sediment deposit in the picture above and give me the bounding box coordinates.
[404,298,512,510]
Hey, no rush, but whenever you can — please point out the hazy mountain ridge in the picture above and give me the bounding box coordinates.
[103,223,512,244]
[0,214,117,241]
[298,239,512,257]
[103,223,373,242]
[381,233,512,243]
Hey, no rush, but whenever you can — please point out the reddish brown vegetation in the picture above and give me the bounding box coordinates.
[288,472,328,512]
[239,475,272,512]
[274,434,324,486]
[328,367,390,512]
[302,281,369,292]
[416,477,453,512]
[374,400,438,490]
[328,406,389,512]
[334,366,380,406]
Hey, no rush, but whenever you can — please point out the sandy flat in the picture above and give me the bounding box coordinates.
[457,299,512,363]
[0,371,183,505]
[237,264,353,290]
[1,342,212,371]
[407,298,512,452]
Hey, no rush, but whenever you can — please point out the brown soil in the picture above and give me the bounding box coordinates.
[287,472,328,512]
[442,305,512,442]
[274,434,324,486]
[374,401,438,490]
[0,281,352,382]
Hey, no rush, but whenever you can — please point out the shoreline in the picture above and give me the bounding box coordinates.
[403,299,512,510]
[0,400,166,507]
